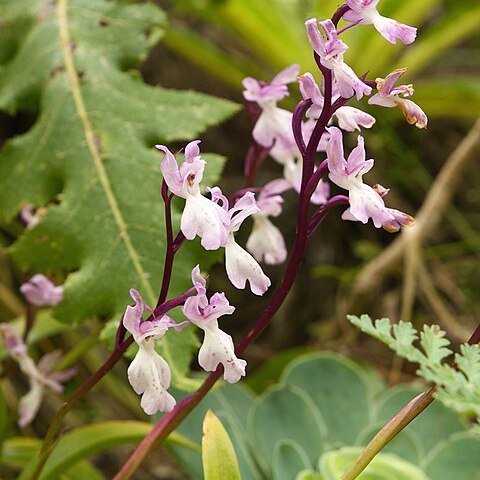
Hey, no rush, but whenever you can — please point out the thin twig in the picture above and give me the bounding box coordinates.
[351,117,480,298]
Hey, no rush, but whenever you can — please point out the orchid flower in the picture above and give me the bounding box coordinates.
[299,72,376,132]
[20,274,64,307]
[368,68,428,129]
[157,141,229,250]
[326,127,413,232]
[305,18,372,100]
[242,65,301,165]
[0,324,75,427]
[183,266,246,383]
[122,289,187,414]
[209,188,272,295]
[344,0,417,45]
[246,179,289,265]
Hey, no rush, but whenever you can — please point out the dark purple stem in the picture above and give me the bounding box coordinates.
[244,142,271,187]
[153,286,196,318]
[308,195,349,237]
[302,61,332,190]
[157,181,175,307]
[23,304,36,341]
[331,4,350,27]
[292,99,312,157]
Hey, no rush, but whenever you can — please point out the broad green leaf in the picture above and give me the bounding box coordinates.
[0,437,39,469]
[202,410,241,480]
[0,0,238,385]
[295,470,323,480]
[424,433,480,480]
[245,346,314,394]
[282,352,374,447]
[170,384,261,480]
[320,447,431,480]
[272,440,311,480]
[249,385,326,474]
[18,420,195,480]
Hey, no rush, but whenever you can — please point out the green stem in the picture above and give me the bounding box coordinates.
[341,323,480,480]
[340,389,435,480]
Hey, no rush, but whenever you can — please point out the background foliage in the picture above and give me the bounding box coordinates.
[0,0,479,478]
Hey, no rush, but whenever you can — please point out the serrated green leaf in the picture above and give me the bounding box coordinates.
[420,325,452,363]
[0,0,238,385]
[202,410,241,480]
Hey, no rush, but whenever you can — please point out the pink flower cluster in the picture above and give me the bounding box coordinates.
[121,0,427,416]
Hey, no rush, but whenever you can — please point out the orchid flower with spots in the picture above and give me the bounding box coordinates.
[326,126,414,232]
[0,324,75,427]
[305,18,372,100]
[156,141,229,250]
[183,266,246,383]
[299,72,376,132]
[208,188,272,295]
[368,68,428,129]
[122,289,187,414]
[344,0,417,45]
[20,274,64,307]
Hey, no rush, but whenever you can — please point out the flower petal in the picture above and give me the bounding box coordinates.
[225,236,271,295]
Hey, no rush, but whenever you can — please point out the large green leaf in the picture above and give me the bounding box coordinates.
[17,420,195,480]
[320,447,431,480]
[170,384,261,480]
[249,385,327,474]
[424,433,480,480]
[272,440,312,480]
[0,437,104,480]
[282,353,375,447]
[202,410,241,480]
[0,0,238,384]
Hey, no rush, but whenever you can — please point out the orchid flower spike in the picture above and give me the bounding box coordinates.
[0,324,75,427]
[368,68,428,128]
[246,179,289,265]
[344,0,417,45]
[305,18,372,100]
[122,289,187,415]
[157,141,229,250]
[326,126,414,232]
[20,274,64,307]
[209,188,272,295]
[183,266,246,383]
